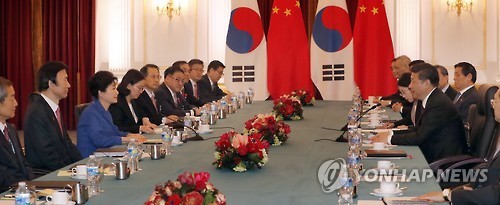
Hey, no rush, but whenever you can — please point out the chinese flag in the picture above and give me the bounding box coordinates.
[353,0,396,99]
[267,0,313,99]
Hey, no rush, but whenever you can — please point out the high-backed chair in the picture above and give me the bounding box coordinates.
[430,84,498,187]
[74,103,90,126]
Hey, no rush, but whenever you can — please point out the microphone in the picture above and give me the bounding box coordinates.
[336,103,381,142]
[166,117,204,141]
[340,103,381,131]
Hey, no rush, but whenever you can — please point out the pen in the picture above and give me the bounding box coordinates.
[1,194,15,200]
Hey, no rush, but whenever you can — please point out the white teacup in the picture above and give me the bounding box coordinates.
[370,118,380,126]
[46,191,71,205]
[368,96,375,105]
[373,142,386,150]
[380,181,400,194]
[71,165,87,176]
[172,134,182,144]
[377,160,396,170]
[198,124,210,132]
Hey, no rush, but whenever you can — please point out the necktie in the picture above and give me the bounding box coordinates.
[55,107,64,134]
[411,102,417,126]
[3,127,15,154]
[193,83,198,98]
[212,83,215,92]
[453,93,462,104]
[151,94,158,112]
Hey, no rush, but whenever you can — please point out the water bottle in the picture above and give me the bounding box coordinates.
[161,126,172,155]
[338,178,354,205]
[238,91,245,108]
[247,87,254,103]
[184,113,192,139]
[127,139,140,174]
[15,182,34,205]
[86,155,100,197]
[200,107,209,125]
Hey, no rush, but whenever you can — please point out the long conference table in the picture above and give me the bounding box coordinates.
[8,101,443,204]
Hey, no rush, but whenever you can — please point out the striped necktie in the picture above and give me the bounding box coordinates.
[3,127,15,154]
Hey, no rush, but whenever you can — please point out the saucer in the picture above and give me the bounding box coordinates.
[71,174,87,180]
[171,141,183,146]
[47,201,76,205]
[372,188,403,197]
[197,129,213,134]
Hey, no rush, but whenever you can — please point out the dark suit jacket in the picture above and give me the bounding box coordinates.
[0,123,34,192]
[24,93,82,171]
[155,84,194,117]
[380,90,407,106]
[197,75,226,104]
[400,100,413,119]
[444,85,458,101]
[451,154,499,205]
[391,89,468,163]
[109,95,145,133]
[454,86,478,123]
[184,80,204,107]
[394,100,423,127]
[135,91,163,125]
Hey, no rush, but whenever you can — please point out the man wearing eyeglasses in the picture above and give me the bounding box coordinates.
[155,66,200,117]
[198,60,228,104]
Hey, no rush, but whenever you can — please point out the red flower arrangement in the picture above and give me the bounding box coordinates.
[144,171,226,205]
[244,114,291,146]
[291,89,315,106]
[272,95,304,121]
[213,131,269,172]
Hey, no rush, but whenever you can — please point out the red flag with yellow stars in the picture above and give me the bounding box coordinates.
[353,0,396,99]
[267,0,313,99]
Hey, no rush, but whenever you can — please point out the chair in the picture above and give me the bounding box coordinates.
[74,103,90,126]
[430,84,498,187]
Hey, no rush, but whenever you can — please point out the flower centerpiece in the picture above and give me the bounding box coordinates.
[243,114,291,146]
[291,89,315,106]
[272,95,304,121]
[144,171,226,205]
[213,131,269,172]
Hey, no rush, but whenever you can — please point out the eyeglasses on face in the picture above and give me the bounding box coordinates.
[168,75,183,83]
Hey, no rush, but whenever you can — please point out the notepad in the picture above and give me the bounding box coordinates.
[94,147,127,157]
[365,149,408,157]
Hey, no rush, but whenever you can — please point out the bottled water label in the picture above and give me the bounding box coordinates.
[347,155,360,165]
[87,166,99,177]
[15,194,30,205]
[128,148,138,156]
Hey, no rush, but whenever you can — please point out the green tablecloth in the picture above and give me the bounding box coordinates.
[8,101,443,204]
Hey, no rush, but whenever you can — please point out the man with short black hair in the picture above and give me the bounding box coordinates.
[372,63,468,163]
[24,61,82,172]
[0,77,34,192]
[155,66,200,117]
[197,60,227,104]
[184,59,205,107]
[453,62,478,123]
[137,64,164,125]
[435,64,458,100]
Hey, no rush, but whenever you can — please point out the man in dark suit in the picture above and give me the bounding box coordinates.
[435,64,458,101]
[379,56,412,107]
[183,59,205,107]
[453,62,478,123]
[197,60,228,104]
[24,61,82,172]
[372,63,468,163]
[137,64,163,125]
[0,77,34,192]
[417,89,500,204]
[155,66,200,117]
